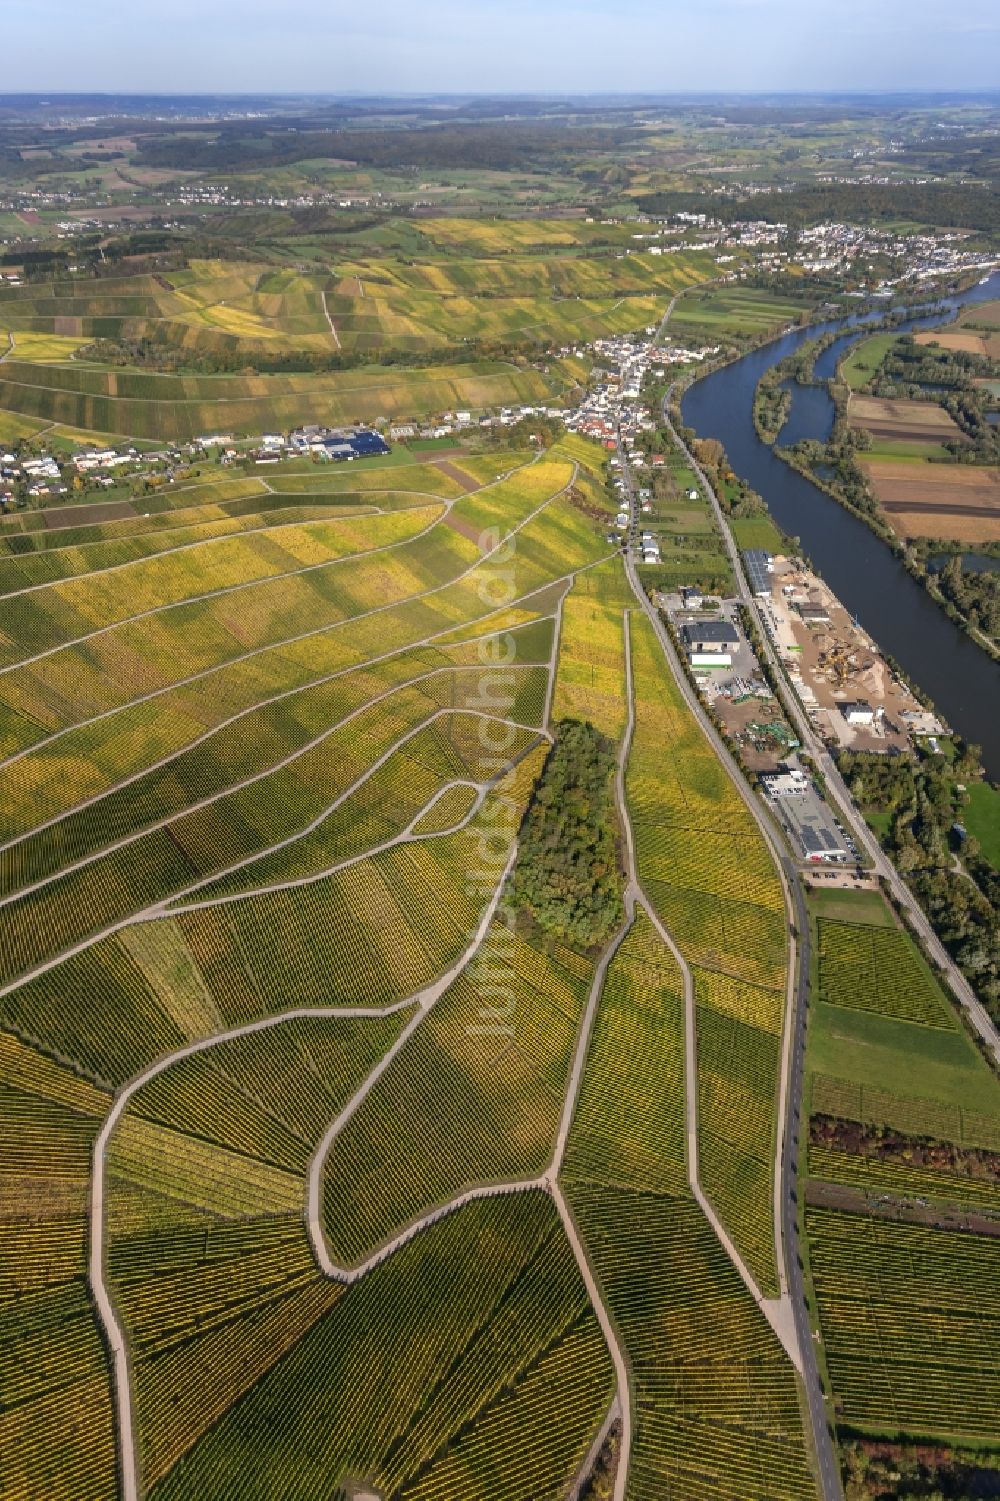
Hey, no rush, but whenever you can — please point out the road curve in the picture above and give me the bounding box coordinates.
[88,996,419,1501]
[0,599,558,859]
[0,672,545,913]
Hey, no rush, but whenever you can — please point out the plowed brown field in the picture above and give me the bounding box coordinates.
[915,330,1000,359]
[849,396,966,445]
[862,458,1000,542]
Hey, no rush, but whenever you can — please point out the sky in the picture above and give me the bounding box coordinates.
[4,0,1000,95]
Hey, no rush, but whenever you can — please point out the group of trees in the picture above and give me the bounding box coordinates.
[635,183,1000,236]
[135,121,634,175]
[511,719,624,951]
[753,366,791,443]
[841,1437,1000,1501]
[933,555,1000,641]
[838,746,1000,1020]
[869,336,1000,464]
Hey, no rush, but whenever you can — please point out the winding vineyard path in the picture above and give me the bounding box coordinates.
[0,709,547,1007]
[303,609,639,1499]
[618,436,838,1496]
[0,676,546,913]
[321,286,341,351]
[0,503,450,677]
[0,599,558,858]
[0,497,414,604]
[16,459,629,1501]
[0,459,584,777]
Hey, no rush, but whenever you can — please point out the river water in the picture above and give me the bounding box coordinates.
[681,272,1000,777]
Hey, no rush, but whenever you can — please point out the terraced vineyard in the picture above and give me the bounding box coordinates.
[0,443,643,1500]
[816,918,957,1030]
[806,1209,1000,1441]
[563,912,816,1499]
[0,395,827,1501]
[0,249,701,446]
[626,610,788,1297]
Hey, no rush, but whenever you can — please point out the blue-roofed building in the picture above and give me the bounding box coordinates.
[347,430,390,458]
[320,429,391,461]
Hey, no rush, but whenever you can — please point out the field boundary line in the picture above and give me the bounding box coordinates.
[304,841,521,1273]
[619,571,805,1370]
[0,503,448,677]
[0,608,556,854]
[321,286,341,350]
[88,993,420,1501]
[0,669,545,910]
[0,712,547,1005]
[154,718,549,918]
[0,498,445,602]
[0,460,585,775]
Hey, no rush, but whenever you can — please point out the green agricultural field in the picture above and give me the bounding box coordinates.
[839,332,898,389]
[730,514,788,552]
[964,779,1000,868]
[668,285,813,337]
[802,883,1000,1464]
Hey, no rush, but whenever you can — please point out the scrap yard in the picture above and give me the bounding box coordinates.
[755,556,943,753]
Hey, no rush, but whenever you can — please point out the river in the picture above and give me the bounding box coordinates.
[681,271,1000,778]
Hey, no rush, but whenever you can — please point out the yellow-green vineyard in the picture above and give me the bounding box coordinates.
[0,245,716,442]
[0,432,826,1500]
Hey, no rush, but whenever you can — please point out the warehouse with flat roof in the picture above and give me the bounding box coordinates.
[760,769,851,863]
[743,549,774,598]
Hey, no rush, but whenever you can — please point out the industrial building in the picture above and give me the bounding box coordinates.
[759,768,852,863]
[682,619,740,667]
[743,549,774,598]
[840,700,880,727]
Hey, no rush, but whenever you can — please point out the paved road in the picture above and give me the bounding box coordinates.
[782,857,845,1501]
[659,387,1000,1066]
[617,440,841,1499]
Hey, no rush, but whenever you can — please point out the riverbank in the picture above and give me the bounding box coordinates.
[760,312,1000,660]
[680,269,1000,779]
[660,376,1000,1038]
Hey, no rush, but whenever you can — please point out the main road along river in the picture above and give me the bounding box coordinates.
[681,271,1000,778]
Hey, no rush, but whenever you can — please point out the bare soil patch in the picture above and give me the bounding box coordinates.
[443,511,492,550]
[849,394,965,445]
[805,1178,1000,1237]
[432,459,478,492]
[53,316,82,337]
[961,298,1000,329]
[915,329,1000,358]
[861,458,1000,542]
[43,499,137,530]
